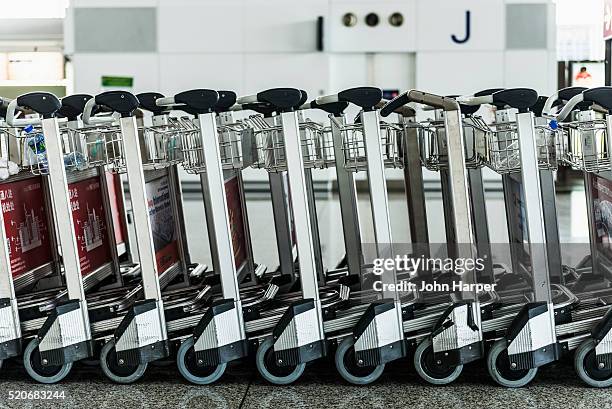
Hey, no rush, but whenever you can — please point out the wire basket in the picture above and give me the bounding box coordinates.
[0,124,22,177]
[418,117,487,171]
[180,116,251,174]
[218,122,247,170]
[483,123,558,174]
[249,117,326,172]
[339,121,403,172]
[316,126,336,167]
[14,125,91,176]
[139,119,184,170]
[557,119,609,172]
[69,125,126,174]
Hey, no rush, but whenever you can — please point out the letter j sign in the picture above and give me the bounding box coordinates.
[451,10,471,44]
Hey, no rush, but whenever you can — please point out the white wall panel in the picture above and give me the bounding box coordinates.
[244,0,326,53]
[327,0,416,52]
[158,0,244,53]
[71,53,159,93]
[416,0,504,51]
[159,53,244,95]
[503,50,556,95]
[371,53,415,91]
[72,0,158,7]
[329,54,368,92]
[416,51,504,95]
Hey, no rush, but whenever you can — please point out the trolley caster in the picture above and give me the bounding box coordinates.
[574,339,612,388]
[334,337,385,385]
[414,338,463,385]
[177,338,227,385]
[100,340,147,384]
[23,339,72,384]
[487,338,538,388]
[255,337,305,385]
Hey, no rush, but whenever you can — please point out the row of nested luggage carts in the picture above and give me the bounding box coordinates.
[0,87,611,388]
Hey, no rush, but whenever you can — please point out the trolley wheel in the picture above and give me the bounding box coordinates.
[255,337,305,385]
[574,339,612,388]
[100,340,147,384]
[23,338,72,384]
[487,338,537,388]
[414,338,463,385]
[334,337,385,385]
[177,338,227,385]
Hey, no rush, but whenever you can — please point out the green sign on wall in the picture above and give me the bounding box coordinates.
[101,76,133,87]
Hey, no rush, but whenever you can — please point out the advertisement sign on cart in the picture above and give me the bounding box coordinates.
[69,176,112,275]
[0,177,53,278]
[146,175,179,273]
[225,175,247,270]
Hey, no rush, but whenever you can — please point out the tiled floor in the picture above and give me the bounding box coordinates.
[0,185,602,409]
[0,352,605,409]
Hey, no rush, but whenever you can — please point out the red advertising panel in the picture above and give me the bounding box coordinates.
[0,177,53,277]
[105,172,127,248]
[605,0,612,39]
[146,175,179,273]
[69,177,112,275]
[225,176,247,269]
[592,175,612,257]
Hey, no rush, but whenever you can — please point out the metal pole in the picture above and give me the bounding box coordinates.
[42,117,91,337]
[280,111,319,301]
[516,111,552,302]
[120,116,165,323]
[330,115,364,277]
[197,112,241,302]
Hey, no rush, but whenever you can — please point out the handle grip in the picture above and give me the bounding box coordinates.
[542,87,587,117]
[155,96,175,107]
[6,93,63,127]
[231,102,277,117]
[236,88,303,112]
[137,92,166,115]
[491,88,538,112]
[215,90,237,113]
[82,97,117,126]
[59,94,93,121]
[95,91,139,117]
[300,99,349,117]
[381,90,459,118]
[297,90,308,109]
[582,87,612,112]
[16,92,61,119]
[316,87,382,110]
[173,89,219,114]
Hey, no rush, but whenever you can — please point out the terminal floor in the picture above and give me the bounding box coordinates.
[0,353,603,409]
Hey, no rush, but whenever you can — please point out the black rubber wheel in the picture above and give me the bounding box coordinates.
[23,339,72,384]
[574,339,612,387]
[334,337,385,385]
[100,340,147,384]
[487,338,537,387]
[256,338,305,385]
[177,338,226,385]
[414,338,463,385]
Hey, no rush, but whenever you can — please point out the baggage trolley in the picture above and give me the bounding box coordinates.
[377,90,486,385]
[148,89,277,384]
[4,92,94,383]
[547,86,612,387]
[455,88,606,387]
